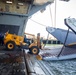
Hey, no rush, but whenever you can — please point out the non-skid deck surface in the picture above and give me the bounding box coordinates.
[38,45,76,61]
[40,46,76,56]
[60,47,76,56]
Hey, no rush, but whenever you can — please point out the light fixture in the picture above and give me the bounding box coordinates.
[18,3,24,6]
[6,0,12,4]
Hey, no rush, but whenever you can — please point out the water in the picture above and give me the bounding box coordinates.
[43,59,76,75]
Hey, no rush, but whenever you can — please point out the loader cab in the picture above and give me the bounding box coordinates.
[24,35,31,45]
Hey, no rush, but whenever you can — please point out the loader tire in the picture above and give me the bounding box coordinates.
[30,46,40,55]
[6,41,16,50]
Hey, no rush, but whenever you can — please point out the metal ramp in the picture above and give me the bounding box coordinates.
[46,27,76,46]
[46,17,76,46]
[44,17,76,60]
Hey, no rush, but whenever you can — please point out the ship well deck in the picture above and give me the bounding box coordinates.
[0,45,76,75]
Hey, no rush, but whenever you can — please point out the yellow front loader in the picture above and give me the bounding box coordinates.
[3,32,40,55]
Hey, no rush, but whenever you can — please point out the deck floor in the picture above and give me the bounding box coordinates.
[0,45,76,75]
[24,45,76,75]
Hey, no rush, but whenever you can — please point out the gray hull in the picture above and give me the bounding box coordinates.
[46,27,76,46]
[46,17,76,46]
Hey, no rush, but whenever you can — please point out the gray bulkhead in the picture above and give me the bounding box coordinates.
[0,0,54,35]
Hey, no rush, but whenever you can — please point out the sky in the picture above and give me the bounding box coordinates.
[25,0,76,39]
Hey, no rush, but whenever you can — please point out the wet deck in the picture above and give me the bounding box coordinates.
[0,45,76,75]
[24,48,76,75]
[25,50,53,75]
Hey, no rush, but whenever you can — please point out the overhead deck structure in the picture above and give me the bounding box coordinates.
[0,0,54,35]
